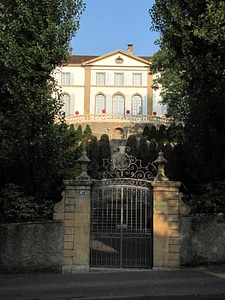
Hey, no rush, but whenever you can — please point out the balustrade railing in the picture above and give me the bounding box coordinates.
[65,114,171,125]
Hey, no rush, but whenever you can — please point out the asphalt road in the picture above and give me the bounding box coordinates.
[1,265,225,300]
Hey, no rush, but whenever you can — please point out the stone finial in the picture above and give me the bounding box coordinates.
[76,151,91,180]
[154,151,169,182]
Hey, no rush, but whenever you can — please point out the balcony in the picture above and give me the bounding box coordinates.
[65,114,170,126]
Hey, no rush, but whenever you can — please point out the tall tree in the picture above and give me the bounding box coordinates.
[157,124,167,142]
[0,0,85,199]
[99,134,111,164]
[149,125,157,140]
[89,136,100,165]
[142,126,151,141]
[126,135,138,157]
[83,124,93,140]
[148,139,157,163]
[150,0,225,183]
[138,137,149,167]
[76,124,83,141]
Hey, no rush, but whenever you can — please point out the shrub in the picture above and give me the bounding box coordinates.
[183,180,225,214]
[0,184,38,223]
[0,184,56,223]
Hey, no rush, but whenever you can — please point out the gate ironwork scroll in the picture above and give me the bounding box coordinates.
[89,146,157,268]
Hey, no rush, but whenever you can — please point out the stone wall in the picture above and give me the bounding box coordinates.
[1,204,225,274]
[180,214,225,266]
[74,121,153,139]
[0,221,64,273]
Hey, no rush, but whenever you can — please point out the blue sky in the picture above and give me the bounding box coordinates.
[70,0,160,56]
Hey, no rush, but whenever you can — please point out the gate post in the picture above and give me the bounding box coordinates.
[152,152,182,269]
[54,151,92,273]
[151,181,181,269]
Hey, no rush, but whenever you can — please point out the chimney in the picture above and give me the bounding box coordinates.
[127,44,133,55]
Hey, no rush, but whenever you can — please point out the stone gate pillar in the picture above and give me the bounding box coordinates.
[152,151,186,269]
[151,180,181,269]
[54,151,92,274]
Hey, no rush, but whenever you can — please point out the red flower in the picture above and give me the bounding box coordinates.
[102,109,106,113]
[75,111,79,115]
[152,111,157,116]
[126,109,130,114]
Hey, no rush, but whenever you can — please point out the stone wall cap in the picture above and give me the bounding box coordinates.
[151,181,181,187]
[63,179,93,186]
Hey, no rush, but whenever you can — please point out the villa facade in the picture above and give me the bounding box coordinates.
[55,44,166,138]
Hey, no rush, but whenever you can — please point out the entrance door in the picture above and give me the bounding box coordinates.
[90,180,153,268]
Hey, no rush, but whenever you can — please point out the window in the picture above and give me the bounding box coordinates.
[95,94,106,114]
[133,74,142,86]
[115,73,124,86]
[62,94,70,115]
[113,94,125,114]
[61,73,70,85]
[97,73,105,86]
[132,95,142,115]
[115,56,123,64]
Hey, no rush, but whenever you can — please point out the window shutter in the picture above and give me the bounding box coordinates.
[70,94,75,115]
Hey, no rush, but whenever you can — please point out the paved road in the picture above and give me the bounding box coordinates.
[1,265,225,300]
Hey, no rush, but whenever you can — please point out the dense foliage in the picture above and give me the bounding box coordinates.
[140,124,225,214]
[0,0,85,222]
[150,0,225,184]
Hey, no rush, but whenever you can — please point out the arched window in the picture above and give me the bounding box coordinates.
[113,94,125,115]
[62,94,70,115]
[132,95,142,115]
[95,94,106,114]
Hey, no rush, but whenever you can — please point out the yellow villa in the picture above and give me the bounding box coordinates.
[55,44,166,138]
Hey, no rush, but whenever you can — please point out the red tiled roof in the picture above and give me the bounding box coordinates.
[68,55,98,64]
[139,56,151,62]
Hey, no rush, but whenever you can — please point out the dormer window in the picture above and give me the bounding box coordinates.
[115,56,123,64]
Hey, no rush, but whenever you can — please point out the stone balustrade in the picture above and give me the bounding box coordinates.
[65,114,171,125]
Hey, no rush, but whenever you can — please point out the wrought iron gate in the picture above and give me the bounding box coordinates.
[89,146,156,269]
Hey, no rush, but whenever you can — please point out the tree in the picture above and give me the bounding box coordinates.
[88,136,100,165]
[65,124,77,148]
[0,0,85,216]
[76,124,83,141]
[150,49,190,123]
[142,126,151,141]
[167,123,185,143]
[126,135,138,157]
[99,134,111,164]
[83,124,93,140]
[157,124,167,142]
[150,0,225,183]
[62,124,81,180]
[148,139,157,163]
[138,137,149,167]
[149,125,157,140]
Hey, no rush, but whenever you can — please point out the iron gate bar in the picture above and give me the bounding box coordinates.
[89,146,154,269]
[90,182,153,268]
